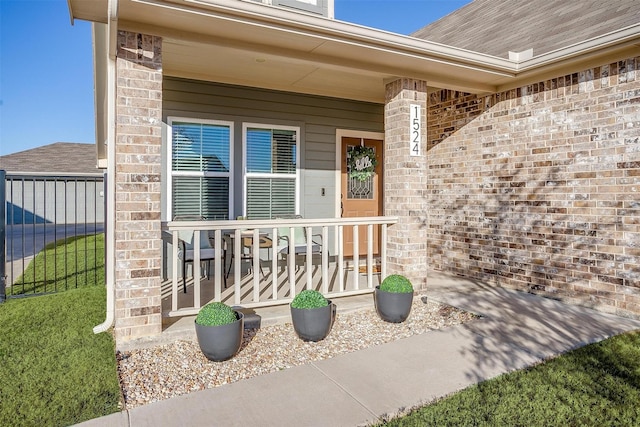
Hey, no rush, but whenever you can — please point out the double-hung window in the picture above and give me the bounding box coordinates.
[244,124,299,219]
[169,118,233,220]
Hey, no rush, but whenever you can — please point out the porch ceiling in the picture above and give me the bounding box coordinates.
[70,0,517,102]
[159,39,391,102]
[69,0,640,103]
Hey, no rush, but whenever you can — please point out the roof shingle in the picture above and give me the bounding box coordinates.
[0,142,99,175]
[412,0,640,59]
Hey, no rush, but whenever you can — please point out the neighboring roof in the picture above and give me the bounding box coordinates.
[412,0,640,59]
[0,143,99,175]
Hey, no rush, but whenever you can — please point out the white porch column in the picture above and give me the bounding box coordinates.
[384,78,428,290]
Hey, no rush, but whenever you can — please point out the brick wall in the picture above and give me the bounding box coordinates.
[113,31,163,342]
[384,78,429,289]
[427,57,640,317]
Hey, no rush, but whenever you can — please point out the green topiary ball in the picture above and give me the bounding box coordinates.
[291,289,329,309]
[195,302,238,326]
[380,274,413,293]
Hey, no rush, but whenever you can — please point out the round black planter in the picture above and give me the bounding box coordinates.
[374,287,413,323]
[195,311,244,362]
[290,301,336,342]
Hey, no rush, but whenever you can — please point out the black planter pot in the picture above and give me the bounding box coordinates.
[374,287,413,323]
[290,301,336,342]
[195,311,244,362]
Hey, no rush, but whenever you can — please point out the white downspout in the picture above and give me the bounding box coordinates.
[94,0,118,334]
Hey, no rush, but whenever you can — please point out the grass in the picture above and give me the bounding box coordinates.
[0,234,121,427]
[11,233,105,295]
[381,331,640,427]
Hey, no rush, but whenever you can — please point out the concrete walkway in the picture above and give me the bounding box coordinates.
[78,274,640,427]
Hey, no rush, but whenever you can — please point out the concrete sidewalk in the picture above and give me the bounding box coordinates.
[78,274,640,427]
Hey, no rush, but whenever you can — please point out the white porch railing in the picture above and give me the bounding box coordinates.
[161,216,398,317]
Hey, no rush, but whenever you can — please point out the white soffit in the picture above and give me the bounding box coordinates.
[70,0,640,100]
[68,0,108,23]
[114,0,515,98]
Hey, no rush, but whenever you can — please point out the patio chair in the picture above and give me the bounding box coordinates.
[224,216,270,280]
[175,216,225,293]
[275,215,322,272]
[224,234,269,280]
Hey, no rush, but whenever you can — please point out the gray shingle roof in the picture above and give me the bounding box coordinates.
[412,0,640,59]
[0,142,99,175]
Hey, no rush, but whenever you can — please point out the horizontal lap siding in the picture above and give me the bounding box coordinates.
[163,77,383,219]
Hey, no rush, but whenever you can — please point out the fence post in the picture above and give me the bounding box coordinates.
[103,172,108,283]
[0,169,6,302]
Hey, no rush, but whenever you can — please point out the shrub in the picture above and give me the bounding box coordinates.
[380,274,413,293]
[291,289,329,309]
[195,302,238,326]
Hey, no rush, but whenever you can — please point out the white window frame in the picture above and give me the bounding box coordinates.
[167,117,234,220]
[242,122,300,218]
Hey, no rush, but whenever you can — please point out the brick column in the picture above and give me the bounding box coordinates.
[384,78,428,290]
[113,31,163,343]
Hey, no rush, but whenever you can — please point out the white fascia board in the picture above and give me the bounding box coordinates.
[66,0,75,25]
[514,23,640,72]
[137,0,516,75]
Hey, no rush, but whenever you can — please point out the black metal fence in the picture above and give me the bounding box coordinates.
[1,170,106,300]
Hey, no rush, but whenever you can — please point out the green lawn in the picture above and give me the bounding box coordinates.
[11,233,105,295]
[0,234,121,427]
[381,331,640,427]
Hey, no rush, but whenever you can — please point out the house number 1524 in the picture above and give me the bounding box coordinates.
[410,104,421,156]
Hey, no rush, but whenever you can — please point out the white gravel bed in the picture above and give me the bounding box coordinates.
[116,295,478,409]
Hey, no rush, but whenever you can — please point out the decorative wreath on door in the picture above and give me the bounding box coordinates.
[347,145,378,182]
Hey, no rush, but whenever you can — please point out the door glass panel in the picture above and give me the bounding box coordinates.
[348,176,373,199]
[346,144,374,200]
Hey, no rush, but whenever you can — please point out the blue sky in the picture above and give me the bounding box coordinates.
[0,0,470,156]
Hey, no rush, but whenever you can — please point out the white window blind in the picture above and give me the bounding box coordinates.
[170,120,232,220]
[245,126,298,219]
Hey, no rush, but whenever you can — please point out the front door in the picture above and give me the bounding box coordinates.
[341,137,383,257]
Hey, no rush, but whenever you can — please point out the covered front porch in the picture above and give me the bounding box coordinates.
[81,0,449,343]
[162,216,398,319]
